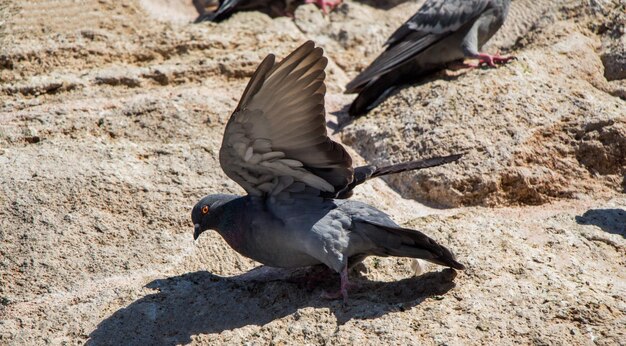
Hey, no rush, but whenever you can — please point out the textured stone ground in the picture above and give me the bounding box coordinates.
[0,0,624,345]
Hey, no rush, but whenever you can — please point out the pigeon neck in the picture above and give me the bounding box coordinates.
[213,197,246,247]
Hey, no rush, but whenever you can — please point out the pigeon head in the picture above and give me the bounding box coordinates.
[191,194,238,240]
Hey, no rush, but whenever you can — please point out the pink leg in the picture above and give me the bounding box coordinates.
[320,264,352,302]
[305,0,343,14]
[474,53,516,67]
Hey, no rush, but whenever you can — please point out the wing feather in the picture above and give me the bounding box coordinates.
[219,41,354,197]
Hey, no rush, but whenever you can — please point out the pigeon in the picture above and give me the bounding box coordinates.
[191,41,465,301]
[194,0,342,23]
[345,0,514,117]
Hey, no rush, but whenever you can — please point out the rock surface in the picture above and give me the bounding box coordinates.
[0,0,624,345]
[340,10,626,207]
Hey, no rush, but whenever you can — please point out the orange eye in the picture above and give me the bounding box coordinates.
[201,205,209,215]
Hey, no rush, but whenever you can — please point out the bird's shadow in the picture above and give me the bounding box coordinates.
[575,208,626,237]
[87,266,458,345]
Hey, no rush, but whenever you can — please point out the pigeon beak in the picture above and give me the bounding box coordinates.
[193,224,201,240]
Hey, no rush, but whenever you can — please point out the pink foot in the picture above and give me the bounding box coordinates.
[305,0,342,14]
[475,53,516,67]
[320,264,353,303]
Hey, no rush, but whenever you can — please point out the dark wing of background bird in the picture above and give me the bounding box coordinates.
[194,0,249,22]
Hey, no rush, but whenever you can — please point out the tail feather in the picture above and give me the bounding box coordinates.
[347,73,401,118]
[356,221,465,270]
[194,0,241,22]
[346,61,441,118]
[194,12,219,23]
[333,153,463,199]
[368,153,464,179]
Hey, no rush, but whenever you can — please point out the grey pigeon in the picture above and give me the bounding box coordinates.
[193,0,341,22]
[192,41,465,301]
[346,0,514,117]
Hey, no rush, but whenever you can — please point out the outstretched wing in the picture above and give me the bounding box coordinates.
[346,0,490,93]
[219,41,354,198]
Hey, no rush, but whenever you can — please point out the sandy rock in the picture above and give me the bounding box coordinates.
[0,0,625,345]
[575,118,626,176]
[601,35,625,81]
[485,0,574,50]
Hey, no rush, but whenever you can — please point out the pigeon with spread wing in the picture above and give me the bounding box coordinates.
[346,0,514,117]
[191,41,464,301]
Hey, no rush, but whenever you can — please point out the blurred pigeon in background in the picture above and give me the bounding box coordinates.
[193,0,342,23]
[346,0,514,117]
[191,41,464,301]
